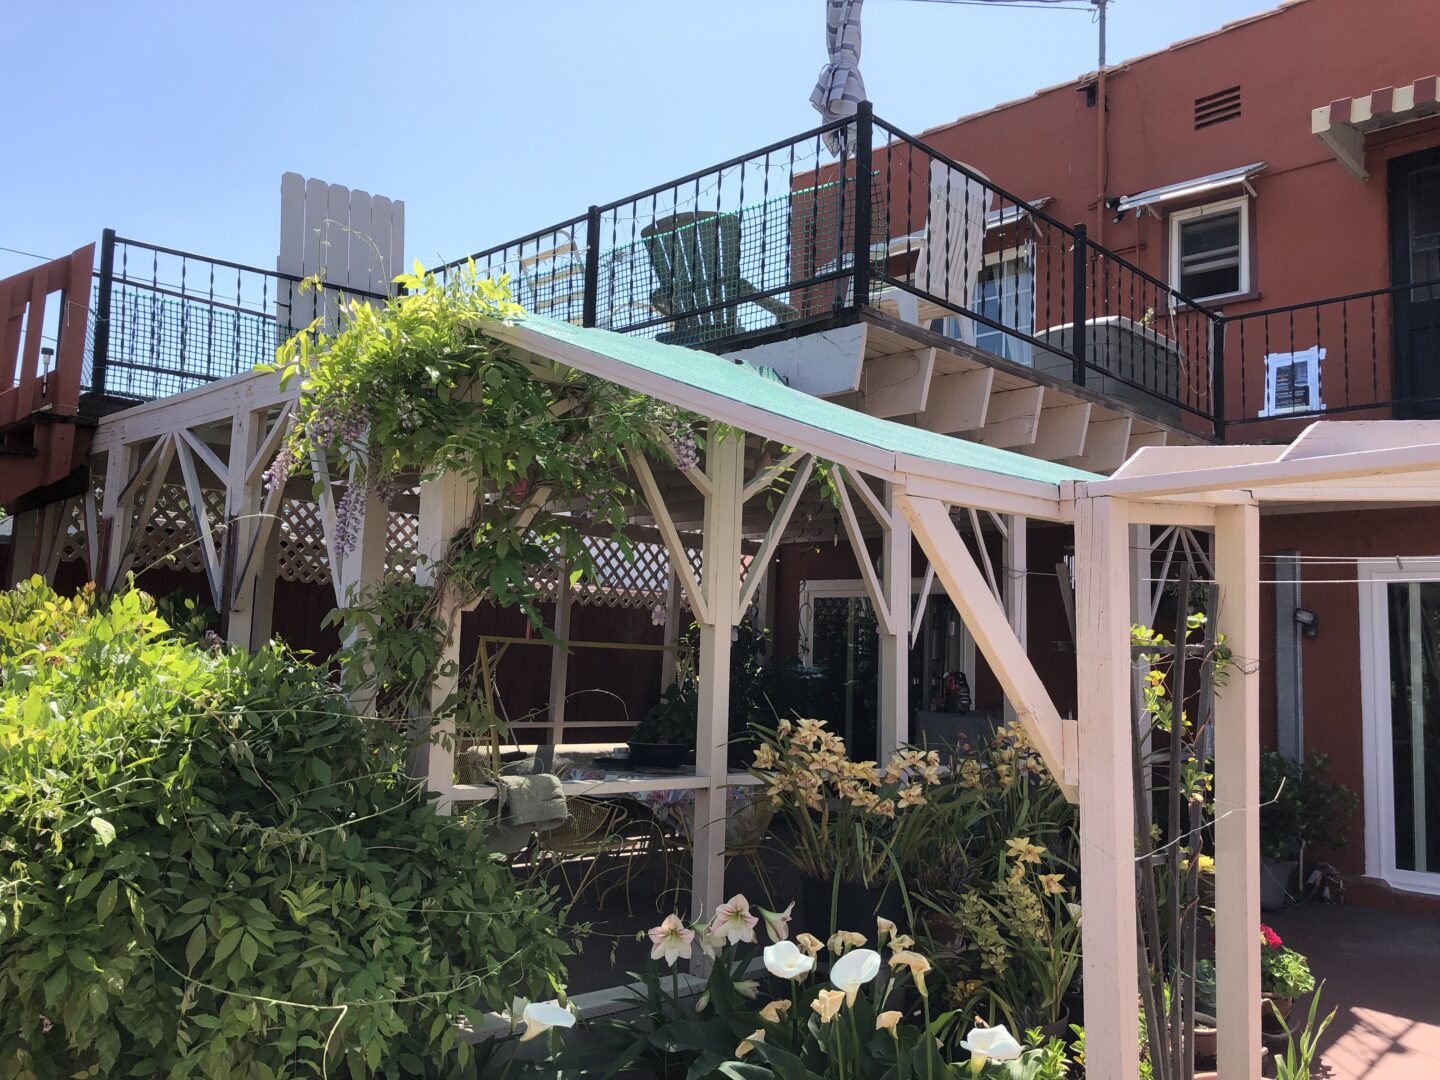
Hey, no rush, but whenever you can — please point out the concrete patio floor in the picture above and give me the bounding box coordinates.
[1270,904,1440,1078]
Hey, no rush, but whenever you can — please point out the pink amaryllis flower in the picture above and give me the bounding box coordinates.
[758,902,794,943]
[708,894,759,945]
[647,914,694,966]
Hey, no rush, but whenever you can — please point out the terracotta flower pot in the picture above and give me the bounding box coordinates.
[1263,992,1294,1033]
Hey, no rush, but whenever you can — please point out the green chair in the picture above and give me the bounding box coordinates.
[640,211,798,346]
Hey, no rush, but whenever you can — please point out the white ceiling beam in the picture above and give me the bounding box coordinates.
[973,386,1046,449]
[918,367,994,434]
[861,347,936,418]
[1026,401,1092,461]
[1062,415,1133,474]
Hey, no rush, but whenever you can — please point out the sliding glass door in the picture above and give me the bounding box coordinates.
[1362,563,1440,893]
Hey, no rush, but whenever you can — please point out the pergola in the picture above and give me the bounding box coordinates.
[65,310,1440,1078]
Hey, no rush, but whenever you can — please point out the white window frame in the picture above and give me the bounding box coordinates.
[1358,558,1440,896]
[1260,347,1325,417]
[1168,194,1251,302]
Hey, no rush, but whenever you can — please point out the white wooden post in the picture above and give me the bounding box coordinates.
[414,472,477,812]
[338,490,390,609]
[7,509,38,585]
[1002,514,1027,727]
[1074,493,1141,1080]
[692,428,745,923]
[548,562,572,745]
[223,408,260,645]
[99,445,132,589]
[660,566,681,690]
[1213,501,1261,1079]
[877,481,912,755]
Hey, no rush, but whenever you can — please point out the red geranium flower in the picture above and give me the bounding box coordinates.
[1260,924,1283,950]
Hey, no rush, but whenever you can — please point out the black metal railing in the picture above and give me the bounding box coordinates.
[431,106,1219,427]
[868,117,1217,427]
[79,106,1435,439]
[433,115,865,349]
[89,231,389,401]
[1218,280,1440,432]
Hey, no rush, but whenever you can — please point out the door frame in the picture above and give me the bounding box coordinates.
[1386,145,1440,417]
[1358,557,1440,895]
[797,577,974,674]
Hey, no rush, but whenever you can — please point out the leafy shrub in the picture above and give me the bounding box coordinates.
[0,580,571,1079]
[1259,750,1358,860]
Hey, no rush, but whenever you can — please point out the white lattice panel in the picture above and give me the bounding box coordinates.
[386,511,418,580]
[57,500,86,564]
[277,498,332,584]
[130,486,225,576]
[57,478,105,567]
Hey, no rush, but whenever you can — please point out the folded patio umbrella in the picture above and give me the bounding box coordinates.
[810,0,866,157]
[913,159,992,346]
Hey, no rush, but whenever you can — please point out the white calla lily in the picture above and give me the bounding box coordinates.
[959,1023,1023,1063]
[519,1001,576,1042]
[828,947,881,1004]
[763,939,816,981]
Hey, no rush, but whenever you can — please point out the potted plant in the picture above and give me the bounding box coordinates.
[1259,751,1358,910]
[751,719,943,936]
[1260,924,1315,1034]
[629,678,697,769]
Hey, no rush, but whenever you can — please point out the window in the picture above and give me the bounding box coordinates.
[1169,196,1250,301]
[1261,347,1324,417]
[927,246,1034,365]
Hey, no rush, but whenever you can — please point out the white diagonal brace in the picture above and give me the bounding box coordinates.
[968,507,1002,602]
[629,446,709,625]
[175,437,223,607]
[833,469,895,636]
[178,427,229,487]
[910,563,935,650]
[900,494,1075,800]
[116,434,172,508]
[839,465,893,533]
[247,401,295,483]
[737,455,814,615]
[744,448,806,502]
[114,434,177,588]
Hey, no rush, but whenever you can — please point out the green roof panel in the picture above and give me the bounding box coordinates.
[510,314,1103,487]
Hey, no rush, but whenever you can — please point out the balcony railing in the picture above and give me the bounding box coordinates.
[88,233,388,401]
[1216,280,1440,433]
[71,107,1434,441]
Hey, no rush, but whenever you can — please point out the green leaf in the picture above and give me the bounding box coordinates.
[90,816,116,846]
[185,926,207,971]
[95,879,119,922]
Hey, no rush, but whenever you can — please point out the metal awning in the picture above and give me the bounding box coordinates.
[1115,164,1266,216]
[1312,75,1440,182]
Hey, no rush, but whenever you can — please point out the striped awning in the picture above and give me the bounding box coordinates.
[1312,75,1440,182]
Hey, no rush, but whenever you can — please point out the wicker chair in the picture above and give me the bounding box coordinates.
[535,797,665,918]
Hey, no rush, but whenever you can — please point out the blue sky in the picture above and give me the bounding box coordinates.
[1,0,1279,279]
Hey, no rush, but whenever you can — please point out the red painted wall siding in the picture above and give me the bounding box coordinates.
[879,0,1440,430]
[1258,506,1440,877]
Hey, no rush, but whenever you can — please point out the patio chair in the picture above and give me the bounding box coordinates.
[640,211,798,346]
[534,796,665,918]
[723,797,778,905]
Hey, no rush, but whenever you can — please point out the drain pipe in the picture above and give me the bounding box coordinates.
[1093,0,1109,244]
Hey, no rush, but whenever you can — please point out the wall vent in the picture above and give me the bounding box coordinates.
[1194,86,1242,130]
